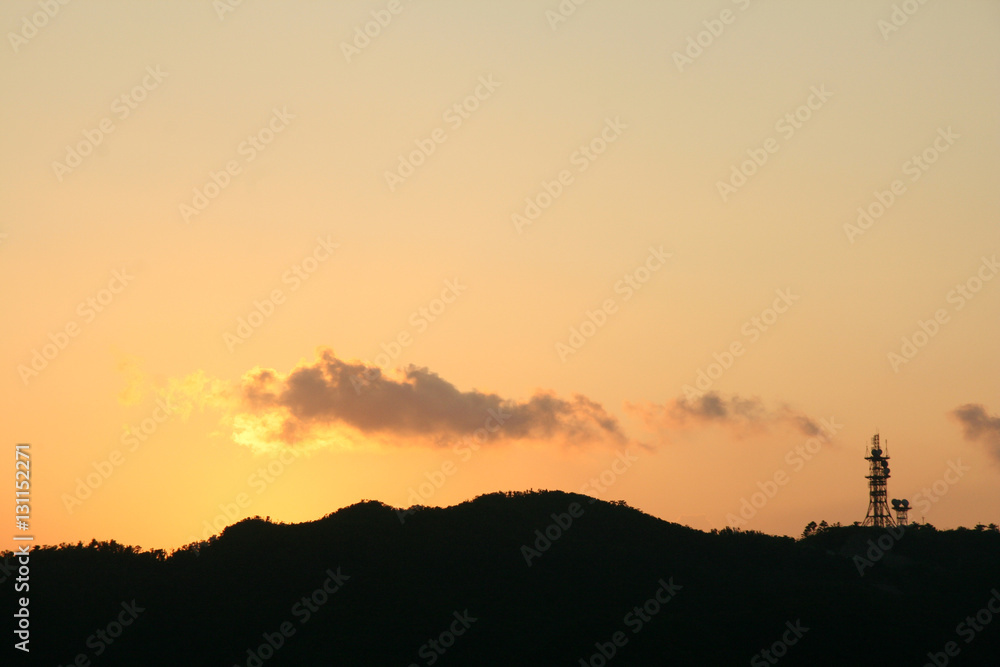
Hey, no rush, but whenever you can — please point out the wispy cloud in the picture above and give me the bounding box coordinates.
[231,348,628,453]
[626,391,823,439]
[116,354,149,406]
[950,404,1000,463]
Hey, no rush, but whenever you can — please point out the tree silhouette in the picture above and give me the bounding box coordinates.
[3,491,998,666]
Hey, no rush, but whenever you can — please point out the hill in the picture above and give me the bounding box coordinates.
[5,490,1000,666]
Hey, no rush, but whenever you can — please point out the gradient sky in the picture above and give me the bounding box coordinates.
[3,0,998,551]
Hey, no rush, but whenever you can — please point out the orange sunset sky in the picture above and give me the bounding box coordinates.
[2,0,999,551]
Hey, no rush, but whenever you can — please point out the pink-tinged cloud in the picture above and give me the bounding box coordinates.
[236,348,628,450]
[950,404,1000,463]
[626,391,824,438]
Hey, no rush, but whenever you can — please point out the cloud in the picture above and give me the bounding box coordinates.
[950,404,1000,462]
[162,370,233,420]
[626,391,824,438]
[232,348,628,453]
[116,354,149,406]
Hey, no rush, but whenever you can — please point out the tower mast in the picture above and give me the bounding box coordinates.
[863,433,896,527]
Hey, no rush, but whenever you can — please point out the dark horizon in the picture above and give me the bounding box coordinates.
[6,491,1000,665]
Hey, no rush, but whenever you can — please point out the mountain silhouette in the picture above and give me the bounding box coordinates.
[6,490,1000,666]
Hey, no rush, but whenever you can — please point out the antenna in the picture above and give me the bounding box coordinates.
[892,498,909,526]
[862,432,896,528]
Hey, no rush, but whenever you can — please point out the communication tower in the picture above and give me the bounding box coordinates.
[891,499,910,526]
[863,433,896,527]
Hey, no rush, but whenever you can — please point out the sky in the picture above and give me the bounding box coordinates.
[2,0,998,551]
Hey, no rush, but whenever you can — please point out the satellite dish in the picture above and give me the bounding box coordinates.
[892,499,901,508]
[872,448,882,457]
[901,499,909,508]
